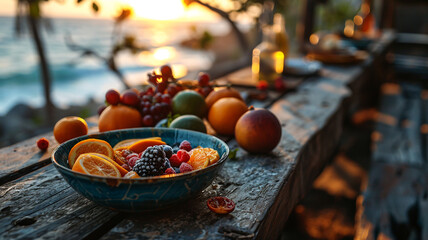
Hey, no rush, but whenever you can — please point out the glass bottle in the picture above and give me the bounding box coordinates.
[252,26,284,85]
[273,13,289,60]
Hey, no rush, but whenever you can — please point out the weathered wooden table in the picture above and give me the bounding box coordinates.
[0,31,395,240]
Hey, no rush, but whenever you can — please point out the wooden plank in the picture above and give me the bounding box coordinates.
[355,163,427,240]
[0,126,98,185]
[0,165,121,240]
[373,83,424,165]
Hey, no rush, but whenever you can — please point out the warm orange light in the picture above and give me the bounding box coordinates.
[309,34,319,45]
[354,15,363,26]
[274,51,284,73]
[361,3,370,15]
[344,20,354,37]
[120,0,185,20]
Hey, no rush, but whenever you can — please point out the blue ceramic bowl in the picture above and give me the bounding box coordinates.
[51,128,229,212]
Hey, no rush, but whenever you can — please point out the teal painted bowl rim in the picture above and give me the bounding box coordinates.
[51,127,229,184]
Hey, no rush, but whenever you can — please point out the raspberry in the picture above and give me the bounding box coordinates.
[169,154,181,167]
[128,156,139,169]
[164,167,176,174]
[121,164,131,171]
[36,137,49,151]
[177,150,190,163]
[179,162,193,173]
[120,149,133,158]
[179,140,192,151]
[257,80,268,91]
[126,153,139,161]
[133,146,169,177]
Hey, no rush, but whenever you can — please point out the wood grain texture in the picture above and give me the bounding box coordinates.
[356,83,428,240]
[0,165,121,240]
[0,126,98,185]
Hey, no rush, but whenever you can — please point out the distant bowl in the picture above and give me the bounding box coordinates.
[51,128,229,212]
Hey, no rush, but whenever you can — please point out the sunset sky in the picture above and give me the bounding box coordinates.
[0,0,220,22]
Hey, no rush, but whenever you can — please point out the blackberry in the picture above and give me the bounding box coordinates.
[133,146,170,177]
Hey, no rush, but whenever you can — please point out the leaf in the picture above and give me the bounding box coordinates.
[92,1,99,12]
[228,148,239,160]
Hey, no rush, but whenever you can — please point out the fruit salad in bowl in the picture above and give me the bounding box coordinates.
[51,128,229,212]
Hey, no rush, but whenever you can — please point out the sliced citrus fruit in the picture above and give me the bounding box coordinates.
[124,171,140,179]
[113,150,126,165]
[113,137,162,151]
[207,197,235,214]
[187,148,209,170]
[71,153,121,177]
[89,153,129,177]
[127,139,166,153]
[68,139,114,168]
[204,148,220,165]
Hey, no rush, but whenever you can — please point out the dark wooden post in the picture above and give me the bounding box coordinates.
[299,0,328,52]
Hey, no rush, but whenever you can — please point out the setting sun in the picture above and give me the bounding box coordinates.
[120,0,186,21]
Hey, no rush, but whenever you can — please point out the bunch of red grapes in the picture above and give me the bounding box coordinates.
[100,65,214,127]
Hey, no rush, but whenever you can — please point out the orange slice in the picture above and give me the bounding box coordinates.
[71,153,121,177]
[127,139,166,153]
[89,153,129,177]
[113,150,126,165]
[124,171,140,179]
[188,148,210,170]
[113,137,162,151]
[204,148,220,165]
[68,139,114,168]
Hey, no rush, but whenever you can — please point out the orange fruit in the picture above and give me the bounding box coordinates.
[98,105,142,132]
[72,153,121,177]
[203,148,220,165]
[53,116,88,144]
[113,137,162,151]
[113,150,126,165]
[205,87,243,109]
[128,139,166,153]
[208,97,248,135]
[124,171,140,179]
[68,139,115,168]
[89,153,129,177]
[188,148,210,170]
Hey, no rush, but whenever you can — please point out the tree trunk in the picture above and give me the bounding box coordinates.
[26,10,54,124]
[193,0,250,55]
[108,57,131,89]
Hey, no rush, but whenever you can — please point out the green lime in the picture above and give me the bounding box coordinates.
[169,115,207,133]
[172,90,207,118]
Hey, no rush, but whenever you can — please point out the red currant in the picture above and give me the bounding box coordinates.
[198,72,210,87]
[142,115,154,127]
[160,65,173,79]
[105,89,120,105]
[121,90,139,106]
[36,137,49,151]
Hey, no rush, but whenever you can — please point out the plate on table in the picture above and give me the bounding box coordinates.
[306,49,368,64]
[283,58,321,77]
[52,127,229,212]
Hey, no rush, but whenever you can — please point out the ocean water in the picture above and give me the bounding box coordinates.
[0,17,230,115]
